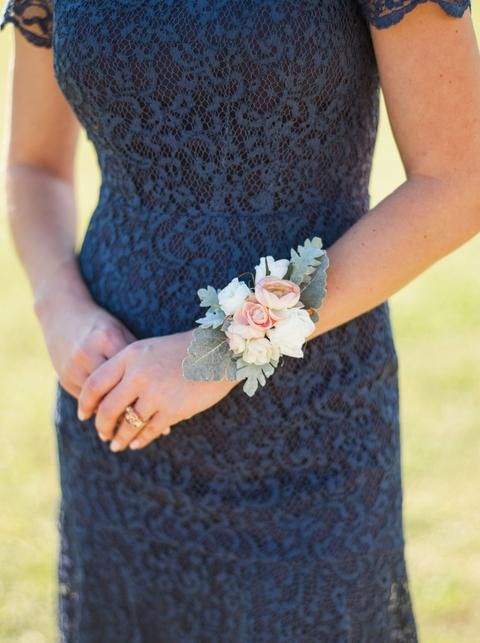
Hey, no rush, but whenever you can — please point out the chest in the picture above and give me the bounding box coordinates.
[51,0,374,111]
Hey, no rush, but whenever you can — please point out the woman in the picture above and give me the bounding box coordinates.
[1,0,479,640]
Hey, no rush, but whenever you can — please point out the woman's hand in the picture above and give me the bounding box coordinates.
[37,294,137,399]
[76,330,240,451]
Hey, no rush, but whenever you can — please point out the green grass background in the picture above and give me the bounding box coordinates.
[0,13,479,643]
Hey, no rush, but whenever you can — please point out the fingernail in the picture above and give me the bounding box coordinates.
[129,440,141,450]
[77,410,86,421]
[110,440,121,452]
[99,433,109,442]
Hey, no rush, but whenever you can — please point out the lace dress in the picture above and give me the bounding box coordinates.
[1,1,471,641]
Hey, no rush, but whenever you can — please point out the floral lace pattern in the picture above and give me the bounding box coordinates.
[1,0,471,640]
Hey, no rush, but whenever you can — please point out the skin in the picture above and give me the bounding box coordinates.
[3,3,480,452]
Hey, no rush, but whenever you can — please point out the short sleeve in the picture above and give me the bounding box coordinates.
[357,0,472,30]
[0,0,53,48]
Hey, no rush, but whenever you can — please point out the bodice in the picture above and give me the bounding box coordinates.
[51,0,379,214]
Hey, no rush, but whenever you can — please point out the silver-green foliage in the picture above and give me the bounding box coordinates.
[300,251,329,310]
[235,356,280,397]
[182,327,238,381]
[195,285,226,328]
[286,236,327,286]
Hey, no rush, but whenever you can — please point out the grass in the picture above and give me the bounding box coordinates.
[1,13,479,643]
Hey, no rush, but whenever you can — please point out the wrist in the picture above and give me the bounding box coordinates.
[33,256,94,324]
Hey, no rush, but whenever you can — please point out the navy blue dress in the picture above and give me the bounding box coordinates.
[1,1,471,641]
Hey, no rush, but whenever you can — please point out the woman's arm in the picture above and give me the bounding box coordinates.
[310,3,480,339]
[4,32,83,304]
[3,31,136,397]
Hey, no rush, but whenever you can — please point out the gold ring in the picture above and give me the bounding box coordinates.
[124,405,147,430]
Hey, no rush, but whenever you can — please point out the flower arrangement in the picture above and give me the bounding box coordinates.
[182,237,329,396]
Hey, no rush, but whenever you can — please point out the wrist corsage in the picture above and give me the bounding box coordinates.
[182,237,329,396]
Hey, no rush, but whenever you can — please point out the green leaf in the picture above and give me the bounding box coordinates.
[288,237,327,286]
[195,307,226,329]
[197,285,219,308]
[300,252,330,310]
[235,357,279,396]
[182,328,238,381]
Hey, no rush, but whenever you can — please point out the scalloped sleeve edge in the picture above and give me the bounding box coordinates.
[0,3,53,48]
[363,0,472,31]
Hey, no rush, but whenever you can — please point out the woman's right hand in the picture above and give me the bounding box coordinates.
[36,291,137,400]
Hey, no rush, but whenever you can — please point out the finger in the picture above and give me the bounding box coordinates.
[60,363,89,399]
[109,395,159,452]
[119,326,137,345]
[94,379,140,441]
[128,412,172,451]
[100,329,131,359]
[61,378,82,400]
[77,353,126,421]
[74,347,107,375]
[88,326,130,361]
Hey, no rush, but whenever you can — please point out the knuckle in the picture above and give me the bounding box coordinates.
[90,327,106,344]
[129,369,147,388]
[92,326,117,348]
[103,325,120,341]
[72,347,91,366]
[103,327,123,349]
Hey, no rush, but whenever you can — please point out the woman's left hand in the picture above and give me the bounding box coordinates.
[77,330,240,451]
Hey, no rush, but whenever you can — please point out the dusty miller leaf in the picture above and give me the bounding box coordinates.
[299,252,329,310]
[288,237,327,286]
[197,285,219,308]
[235,357,279,397]
[182,328,238,381]
[195,307,226,329]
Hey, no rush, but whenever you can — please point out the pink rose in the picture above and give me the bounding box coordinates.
[254,276,301,310]
[233,295,275,331]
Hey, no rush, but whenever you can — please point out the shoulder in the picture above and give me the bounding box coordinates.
[0,0,53,48]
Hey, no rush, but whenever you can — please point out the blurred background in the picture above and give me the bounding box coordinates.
[0,13,479,643]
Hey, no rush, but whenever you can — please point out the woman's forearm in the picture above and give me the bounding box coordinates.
[4,163,93,319]
[309,173,480,339]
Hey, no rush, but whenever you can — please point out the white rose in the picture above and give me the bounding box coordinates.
[266,307,315,358]
[226,331,247,355]
[242,337,281,365]
[217,277,251,316]
[254,255,290,285]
